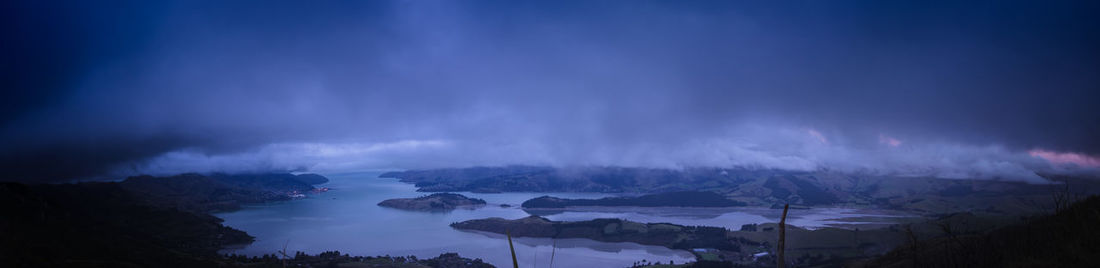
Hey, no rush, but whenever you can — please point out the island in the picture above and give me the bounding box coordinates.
[521,191,746,208]
[378,193,487,211]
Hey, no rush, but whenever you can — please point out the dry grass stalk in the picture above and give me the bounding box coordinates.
[778,203,789,268]
[549,238,556,268]
[507,229,519,268]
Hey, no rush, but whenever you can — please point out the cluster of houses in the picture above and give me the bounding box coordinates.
[287,187,330,199]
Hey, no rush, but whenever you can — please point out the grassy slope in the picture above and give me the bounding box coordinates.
[858,195,1100,267]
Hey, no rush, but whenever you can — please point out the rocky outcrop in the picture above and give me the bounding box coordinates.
[378,193,487,211]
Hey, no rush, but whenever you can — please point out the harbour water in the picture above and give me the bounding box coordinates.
[215,172,911,267]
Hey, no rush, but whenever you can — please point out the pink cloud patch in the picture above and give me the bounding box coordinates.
[807,129,828,144]
[878,134,902,147]
[1029,149,1100,168]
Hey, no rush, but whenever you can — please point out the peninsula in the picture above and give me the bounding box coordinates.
[521,191,746,208]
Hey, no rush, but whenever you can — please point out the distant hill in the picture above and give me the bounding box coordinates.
[121,173,329,212]
[383,166,1097,213]
[521,191,746,208]
[292,173,330,185]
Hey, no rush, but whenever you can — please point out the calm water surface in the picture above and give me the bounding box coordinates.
[216,172,911,267]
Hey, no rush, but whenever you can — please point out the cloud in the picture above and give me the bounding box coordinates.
[2,1,1099,182]
[119,123,1091,183]
[1029,149,1100,169]
[879,135,902,147]
[121,140,451,176]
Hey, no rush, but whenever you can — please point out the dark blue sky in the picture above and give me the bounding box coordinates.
[2,0,1099,182]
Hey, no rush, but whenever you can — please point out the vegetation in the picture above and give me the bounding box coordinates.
[521,191,746,209]
[777,204,788,268]
[6,168,1097,267]
[378,193,487,212]
[455,212,1009,267]
[383,166,1100,211]
[452,216,741,251]
[120,172,330,212]
[224,251,493,268]
[857,195,1100,267]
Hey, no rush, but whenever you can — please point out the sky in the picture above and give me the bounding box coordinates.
[2,0,1099,183]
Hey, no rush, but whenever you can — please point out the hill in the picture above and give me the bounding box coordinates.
[378,193,487,211]
[0,173,494,268]
[383,166,1099,214]
[521,191,746,208]
[858,195,1100,267]
[0,182,252,267]
[120,172,329,212]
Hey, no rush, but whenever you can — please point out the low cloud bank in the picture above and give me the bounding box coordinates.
[119,123,1097,183]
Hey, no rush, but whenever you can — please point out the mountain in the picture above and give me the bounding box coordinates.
[383,166,1098,214]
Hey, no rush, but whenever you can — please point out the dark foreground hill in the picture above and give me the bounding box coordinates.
[0,173,494,268]
[451,215,915,267]
[0,182,252,267]
[858,195,1100,268]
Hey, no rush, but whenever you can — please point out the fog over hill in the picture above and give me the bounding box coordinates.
[3,1,1099,182]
